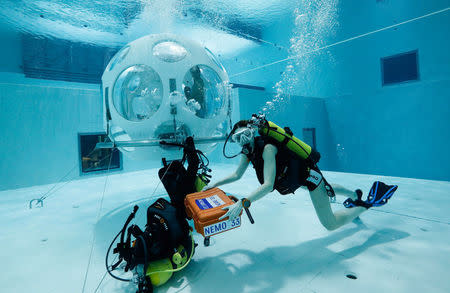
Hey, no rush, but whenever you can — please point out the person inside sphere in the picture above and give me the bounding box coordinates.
[189,65,206,117]
[203,117,398,231]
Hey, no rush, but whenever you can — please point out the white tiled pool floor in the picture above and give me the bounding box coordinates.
[1,164,449,293]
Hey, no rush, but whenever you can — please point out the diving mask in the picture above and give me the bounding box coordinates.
[232,127,254,147]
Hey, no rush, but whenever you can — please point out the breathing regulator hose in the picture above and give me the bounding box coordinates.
[105,205,139,282]
[222,119,252,159]
[222,129,240,159]
[222,114,267,159]
[106,229,132,282]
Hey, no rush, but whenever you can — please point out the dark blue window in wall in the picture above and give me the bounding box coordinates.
[79,133,121,174]
[303,128,316,150]
[381,50,419,86]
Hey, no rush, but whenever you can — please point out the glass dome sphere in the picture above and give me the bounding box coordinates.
[205,47,226,72]
[182,65,226,119]
[113,65,163,121]
[153,41,188,63]
[107,45,130,71]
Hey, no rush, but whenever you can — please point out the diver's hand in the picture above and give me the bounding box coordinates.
[219,199,242,220]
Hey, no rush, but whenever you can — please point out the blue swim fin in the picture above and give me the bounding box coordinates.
[343,181,398,209]
[366,181,398,207]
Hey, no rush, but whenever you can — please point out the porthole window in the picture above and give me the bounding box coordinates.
[182,65,226,119]
[153,41,188,63]
[113,65,163,121]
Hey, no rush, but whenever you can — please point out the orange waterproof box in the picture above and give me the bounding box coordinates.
[184,188,242,238]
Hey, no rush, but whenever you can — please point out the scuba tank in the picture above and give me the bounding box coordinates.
[257,118,321,165]
[194,173,209,191]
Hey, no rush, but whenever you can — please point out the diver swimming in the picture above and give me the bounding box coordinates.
[206,114,399,231]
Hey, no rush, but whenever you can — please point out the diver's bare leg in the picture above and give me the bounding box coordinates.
[309,181,366,231]
[330,184,359,200]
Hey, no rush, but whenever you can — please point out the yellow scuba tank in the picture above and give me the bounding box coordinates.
[194,174,208,192]
[258,120,319,163]
[145,236,193,286]
[146,258,173,286]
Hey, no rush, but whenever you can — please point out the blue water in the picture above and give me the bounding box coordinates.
[0,2,449,293]
[0,1,449,185]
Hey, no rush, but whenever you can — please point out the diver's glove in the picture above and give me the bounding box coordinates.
[219,199,242,220]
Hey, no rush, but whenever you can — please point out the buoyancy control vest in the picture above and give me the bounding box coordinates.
[146,198,191,259]
[158,160,196,217]
[158,137,211,218]
[114,199,191,270]
[246,136,317,195]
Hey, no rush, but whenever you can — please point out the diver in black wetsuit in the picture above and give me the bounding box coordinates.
[204,118,398,231]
